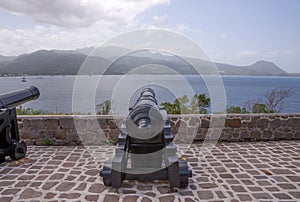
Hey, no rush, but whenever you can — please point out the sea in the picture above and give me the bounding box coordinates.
[0,75,299,114]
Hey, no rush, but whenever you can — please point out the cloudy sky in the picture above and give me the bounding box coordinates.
[0,0,299,72]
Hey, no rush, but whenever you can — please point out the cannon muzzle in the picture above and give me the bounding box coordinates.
[125,88,164,140]
[0,86,40,109]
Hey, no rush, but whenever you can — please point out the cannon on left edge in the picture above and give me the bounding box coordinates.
[0,86,40,163]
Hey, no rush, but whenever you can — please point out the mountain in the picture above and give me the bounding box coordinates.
[216,60,288,76]
[0,47,288,76]
[0,55,16,63]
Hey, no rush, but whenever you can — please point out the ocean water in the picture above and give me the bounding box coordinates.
[0,75,299,114]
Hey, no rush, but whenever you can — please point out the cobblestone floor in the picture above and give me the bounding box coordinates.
[0,141,300,201]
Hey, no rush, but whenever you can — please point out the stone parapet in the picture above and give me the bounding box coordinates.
[17,114,300,146]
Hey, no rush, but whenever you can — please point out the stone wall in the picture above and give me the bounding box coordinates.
[17,114,300,146]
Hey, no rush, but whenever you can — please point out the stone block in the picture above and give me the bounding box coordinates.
[22,119,31,129]
[20,130,30,139]
[270,119,281,130]
[295,131,300,140]
[261,131,272,140]
[55,131,66,140]
[257,118,269,129]
[188,117,200,127]
[29,130,42,139]
[66,131,80,143]
[250,130,261,140]
[201,119,210,128]
[287,118,300,128]
[59,118,75,130]
[46,119,58,130]
[274,131,284,140]
[30,119,46,130]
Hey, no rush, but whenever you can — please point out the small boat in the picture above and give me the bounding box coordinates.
[21,77,27,82]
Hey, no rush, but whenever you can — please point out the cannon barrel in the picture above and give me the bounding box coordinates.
[100,87,192,188]
[0,86,40,109]
[125,88,164,140]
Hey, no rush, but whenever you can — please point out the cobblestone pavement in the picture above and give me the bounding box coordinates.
[0,141,300,201]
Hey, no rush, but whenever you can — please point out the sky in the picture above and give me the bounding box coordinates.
[0,0,299,72]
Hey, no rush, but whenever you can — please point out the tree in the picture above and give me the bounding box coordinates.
[264,88,295,113]
[226,106,248,114]
[252,103,268,113]
[96,100,111,115]
[194,93,210,114]
[161,93,211,114]
[245,88,295,113]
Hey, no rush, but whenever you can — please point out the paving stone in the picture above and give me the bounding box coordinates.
[265,186,280,192]
[55,182,76,191]
[157,186,170,194]
[85,195,99,201]
[0,142,300,201]
[103,195,119,202]
[278,183,297,190]
[19,188,42,199]
[287,176,300,182]
[144,192,156,197]
[252,193,272,199]
[273,193,292,199]
[199,183,218,189]
[58,193,81,199]
[85,169,99,176]
[231,185,247,192]
[256,180,272,186]
[137,185,152,191]
[159,195,175,202]
[1,188,21,195]
[0,197,13,202]
[215,191,226,199]
[141,197,152,202]
[122,189,136,194]
[123,195,139,202]
[248,186,263,192]
[49,173,65,180]
[0,181,15,187]
[220,174,234,179]
[88,183,106,193]
[18,175,35,180]
[270,169,295,175]
[42,182,58,190]
[289,191,300,198]
[75,182,87,191]
[44,192,56,199]
[237,194,252,201]
[197,191,214,200]
[15,181,30,187]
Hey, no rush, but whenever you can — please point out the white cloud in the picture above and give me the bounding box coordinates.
[0,0,170,28]
[0,0,171,55]
[153,14,168,26]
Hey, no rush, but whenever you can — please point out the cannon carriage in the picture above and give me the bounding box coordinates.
[100,88,192,188]
[0,86,40,163]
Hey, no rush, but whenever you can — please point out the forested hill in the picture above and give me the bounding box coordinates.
[0,47,288,76]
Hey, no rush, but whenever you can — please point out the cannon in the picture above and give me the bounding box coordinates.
[100,88,192,188]
[0,86,40,163]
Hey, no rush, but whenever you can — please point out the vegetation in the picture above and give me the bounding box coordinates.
[16,106,46,115]
[16,106,91,115]
[17,88,295,115]
[161,94,211,114]
[226,106,248,114]
[95,100,111,115]
[44,138,53,146]
[227,88,295,113]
